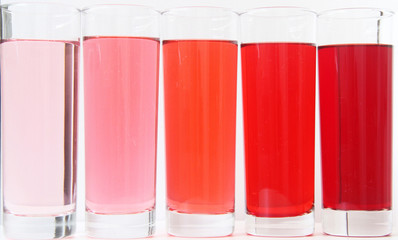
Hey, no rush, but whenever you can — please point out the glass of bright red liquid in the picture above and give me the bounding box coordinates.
[162,7,238,237]
[240,7,316,237]
[318,8,394,237]
[83,5,160,238]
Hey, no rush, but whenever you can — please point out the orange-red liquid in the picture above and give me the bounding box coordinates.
[242,43,315,217]
[163,40,237,214]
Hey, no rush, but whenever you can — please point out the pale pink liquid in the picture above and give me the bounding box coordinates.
[84,37,159,214]
[1,40,78,216]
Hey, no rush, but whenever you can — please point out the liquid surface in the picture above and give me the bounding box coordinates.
[84,37,159,214]
[319,44,392,211]
[1,40,78,216]
[242,42,315,217]
[164,40,237,214]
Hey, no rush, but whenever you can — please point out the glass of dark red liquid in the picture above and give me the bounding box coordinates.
[318,8,394,237]
[241,7,316,237]
[162,7,238,237]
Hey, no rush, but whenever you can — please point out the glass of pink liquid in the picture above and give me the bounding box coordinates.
[318,8,394,237]
[1,3,80,239]
[241,7,316,237]
[162,7,238,237]
[83,5,160,238]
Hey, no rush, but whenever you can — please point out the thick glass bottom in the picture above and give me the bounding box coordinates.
[246,209,314,236]
[3,212,75,239]
[86,209,155,238]
[322,208,392,237]
[167,209,234,237]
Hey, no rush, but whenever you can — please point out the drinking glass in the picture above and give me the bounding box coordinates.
[241,7,316,237]
[83,4,160,238]
[163,7,238,237]
[318,8,394,237]
[1,3,80,239]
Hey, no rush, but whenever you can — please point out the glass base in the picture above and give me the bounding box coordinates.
[3,212,75,239]
[322,209,392,237]
[86,209,155,238]
[167,210,234,237]
[246,209,314,236]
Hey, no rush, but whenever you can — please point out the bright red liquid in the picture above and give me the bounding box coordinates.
[241,43,315,217]
[319,44,392,211]
[163,40,237,214]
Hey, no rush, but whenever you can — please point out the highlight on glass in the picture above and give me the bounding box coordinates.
[1,3,80,239]
[83,4,160,238]
[241,7,316,237]
[318,8,393,237]
[162,7,238,237]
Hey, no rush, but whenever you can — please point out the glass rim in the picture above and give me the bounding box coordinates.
[241,6,316,18]
[318,8,394,20]
[1,2,81,15]
[162,6,238,18]
[82,3,160,15]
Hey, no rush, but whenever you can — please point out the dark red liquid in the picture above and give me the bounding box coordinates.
[242,43,315,217]
[319,44,392,211]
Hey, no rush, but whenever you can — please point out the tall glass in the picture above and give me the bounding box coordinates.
[163,7,238,237]
[318,8,393,237]
[1,3,80,239]
[83,4,159,239]
[241,7,316,237]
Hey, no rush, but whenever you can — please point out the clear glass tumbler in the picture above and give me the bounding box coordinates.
[162,7,238,237]
[1,3,80,239]
[241,7,316,237]
[83,4,160,239]
[318,8,394,237]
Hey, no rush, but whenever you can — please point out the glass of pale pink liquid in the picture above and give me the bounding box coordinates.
[83,4,160,238]
[1,3,80,239]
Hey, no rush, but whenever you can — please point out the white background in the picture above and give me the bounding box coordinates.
[2,0,398,238]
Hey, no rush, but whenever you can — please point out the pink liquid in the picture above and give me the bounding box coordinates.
[84,37,159,214]
[1,40,78,216]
